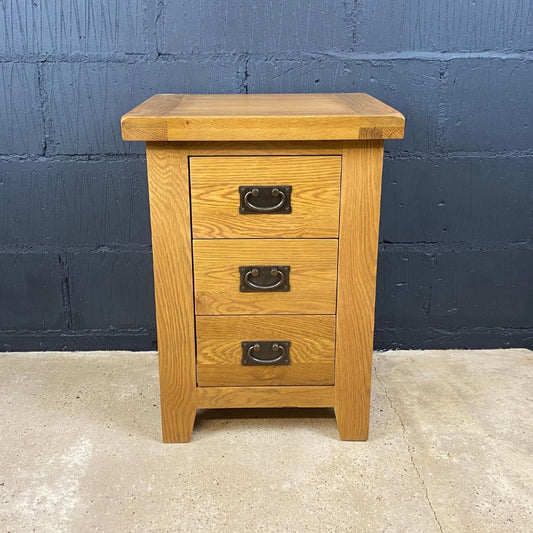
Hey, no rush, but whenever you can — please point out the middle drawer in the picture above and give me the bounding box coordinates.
[193,239,338,315]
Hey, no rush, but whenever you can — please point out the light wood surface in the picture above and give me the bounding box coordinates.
[121,93,405,141]
[193,239,338,315]
[196,315,335,386]
[123,93,401,441]
[185,141,344,156]
[197,386,335,409]
[190,155,341,238]
[145,142,197,443]
[335,140,384,440]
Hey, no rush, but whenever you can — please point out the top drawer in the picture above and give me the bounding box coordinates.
[189,156,341,239]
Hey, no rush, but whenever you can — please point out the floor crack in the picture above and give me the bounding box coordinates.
[374,363,444,533]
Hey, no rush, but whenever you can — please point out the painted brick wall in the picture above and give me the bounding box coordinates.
[1,1,532,350]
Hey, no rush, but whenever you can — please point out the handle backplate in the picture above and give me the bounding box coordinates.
[241,341,291,366]
[239,265,290,292]
[239,186,292,214]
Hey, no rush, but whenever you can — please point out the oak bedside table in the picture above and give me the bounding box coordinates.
[121,93,404,442]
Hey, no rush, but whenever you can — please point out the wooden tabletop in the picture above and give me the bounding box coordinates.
[121,93,404,142]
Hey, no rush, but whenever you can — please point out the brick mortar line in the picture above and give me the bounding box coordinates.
[374,328,533,350]
[36,63,49,156]
[1,51,532,64]
[1,151,532,163]
[345,0,358,52]
[383,150,533,160]
[435,62,449,154]
[0,244,153,254]
[0,242,530,255]
[315,51,533,61]
[376,326,533,334]
[378,241,532,253]
[0,329,155,335]
[2,326,530,336]
[0,154,147,162]
[58,253,72,330]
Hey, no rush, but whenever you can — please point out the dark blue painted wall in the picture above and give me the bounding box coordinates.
[1,1,532,350]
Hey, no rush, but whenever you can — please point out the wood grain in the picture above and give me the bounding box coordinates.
[145,142,197,443]
[190,155,341,238]
[185,141,344,156]
[335,140,384,441]
[123,93,399,442]
[121,93,405,141]
[193,239,338,315]
[196,315,335,386]
[197,386,335,409]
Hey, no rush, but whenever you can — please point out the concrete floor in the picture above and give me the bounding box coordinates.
[0,349,531,532]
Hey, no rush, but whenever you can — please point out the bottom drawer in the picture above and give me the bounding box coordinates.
[196,315,335,387]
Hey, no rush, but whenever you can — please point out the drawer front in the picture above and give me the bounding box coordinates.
[196,315,335,386]
[190,156,341,239]
[193,239,338,315]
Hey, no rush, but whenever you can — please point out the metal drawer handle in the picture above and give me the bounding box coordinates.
[241,341,291,366]
[248,343,285,364]
[244,188,287,212]
[239,186,292,214]
[244,267,285,290]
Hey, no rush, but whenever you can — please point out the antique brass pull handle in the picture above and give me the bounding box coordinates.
[247,343,285,364]
[244,188,286,212]
[239,186,292,214]
[241,341,291,366]
[239,265,290,292]
[244,267,285,290]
